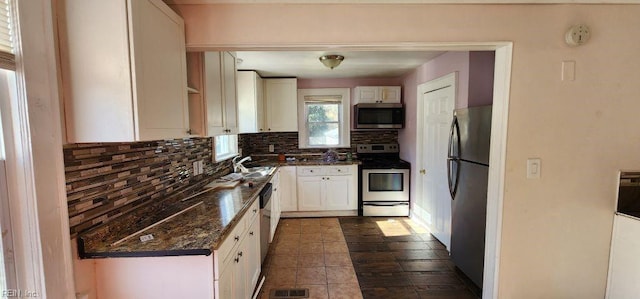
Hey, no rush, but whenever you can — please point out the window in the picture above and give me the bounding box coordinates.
[214,134,238,162]
[298,88,350,148]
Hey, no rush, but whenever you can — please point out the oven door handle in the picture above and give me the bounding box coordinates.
[363,202,409,206]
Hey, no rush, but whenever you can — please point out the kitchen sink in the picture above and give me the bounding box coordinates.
[242,166,275,178]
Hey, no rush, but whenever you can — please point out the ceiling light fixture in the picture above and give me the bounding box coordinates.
[319,55,344,69]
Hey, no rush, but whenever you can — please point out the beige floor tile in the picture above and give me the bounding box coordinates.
[301,218,323,226]
[296,267,327,285]
[320,218,340,227]
[265,267,297,287]
[274,240,300,255]
[275,232,300,244]
[322,232,346,242]
[270,254,299,268]
[321,226,343,234]
[297,253,325,267]
[299,232,323,243]
[323,241,349,253]
[296,284,329,299]
[301,225,324,233]
[325,266,358,284]
[327,283,363,299]
[300,242,324,254]
[324,253,352,267]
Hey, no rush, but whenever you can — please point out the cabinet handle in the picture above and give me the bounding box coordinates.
[249,231,254,236]
[234,257,239,263]
[253,208,258,213]
[187,129,192,135]
[327,177,330,180]
[234,235,240,242]
[238,251,243,257]
[268,128,271,131]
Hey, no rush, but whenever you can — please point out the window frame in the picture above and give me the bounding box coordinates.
[214,134,238,162]
[297,88,351,149]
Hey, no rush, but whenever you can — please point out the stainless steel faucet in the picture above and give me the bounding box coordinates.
[232,155,252,173]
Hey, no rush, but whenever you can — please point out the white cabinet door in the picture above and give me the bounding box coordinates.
[297,176,324,211]
[204,52,225,136]
[354,86,379,103]
[380,86,402,103]
[607,215,640,298]
[62,0,189,142]
[204,51,238,136]
[354,86,402,104]
[271,171,281,242]
[246,215,261,294]
[279,166,298,212]
[237,71,265,133]
[264,78,298,132]
[324,175,355,210]
[216,265,233,299]
[222,52,239,134]
[232,244,247,299]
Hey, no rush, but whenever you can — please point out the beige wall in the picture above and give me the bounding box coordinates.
[171,4,640,298]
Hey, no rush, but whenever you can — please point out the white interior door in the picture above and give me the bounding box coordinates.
[415,73,456,250]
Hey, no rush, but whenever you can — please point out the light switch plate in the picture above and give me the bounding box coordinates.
[527,158,541,179]
[269,144,275,153]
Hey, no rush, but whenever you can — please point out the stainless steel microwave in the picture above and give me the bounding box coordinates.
[354,103,405,129]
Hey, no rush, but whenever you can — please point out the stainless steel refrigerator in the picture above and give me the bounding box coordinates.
[447,105,492,288]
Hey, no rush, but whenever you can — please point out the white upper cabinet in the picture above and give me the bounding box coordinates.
[237,71,265,133]
[205,52,239,136]
[354,86,402,104]
[61,0,189,142]
[264,78,298,132]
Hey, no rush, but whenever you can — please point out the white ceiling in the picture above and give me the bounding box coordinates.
[235,50,445,79]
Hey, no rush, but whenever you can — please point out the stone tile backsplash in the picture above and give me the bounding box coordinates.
[64,138,230,237]
[64,130,397,237]
[239,130,399,156]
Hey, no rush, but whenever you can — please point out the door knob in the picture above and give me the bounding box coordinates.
[420,169,426,175]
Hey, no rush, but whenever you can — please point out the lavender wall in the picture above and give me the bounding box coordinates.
[398,51,495,212]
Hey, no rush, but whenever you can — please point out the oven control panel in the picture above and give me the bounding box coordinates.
[356,144,399,154]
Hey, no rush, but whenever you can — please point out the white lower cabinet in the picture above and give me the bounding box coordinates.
[279,166,298,212]
[297,165,357,212]
[214,199,261,299]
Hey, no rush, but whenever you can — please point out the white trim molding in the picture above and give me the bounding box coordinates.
[167,0,640,4]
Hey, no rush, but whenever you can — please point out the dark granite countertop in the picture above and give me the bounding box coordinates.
[77,159,359,259]
[77,175,272,258]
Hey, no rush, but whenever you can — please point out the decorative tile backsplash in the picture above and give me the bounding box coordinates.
[64,138,230,237]
[239,130,399,156]
[64,130,397,237]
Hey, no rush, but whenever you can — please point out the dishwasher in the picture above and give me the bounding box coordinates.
[259,183,272,263]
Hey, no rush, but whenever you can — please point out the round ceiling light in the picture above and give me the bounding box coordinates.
[319,55,344,69]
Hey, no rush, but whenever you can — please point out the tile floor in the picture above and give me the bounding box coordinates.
[260,218,363,299]
[260,217,480,299]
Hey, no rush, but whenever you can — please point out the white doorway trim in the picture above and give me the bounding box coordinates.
[210,42,512,299]
[414,71,457,250]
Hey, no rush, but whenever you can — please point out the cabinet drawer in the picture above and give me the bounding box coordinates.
[217,218,246,266]
[297,166,323,176]
[325,165,352,175]
[246,199,260,226]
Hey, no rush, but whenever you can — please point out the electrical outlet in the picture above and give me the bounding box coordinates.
[197,160,204,175]
[193,161,199,175]
[269,144,275,153]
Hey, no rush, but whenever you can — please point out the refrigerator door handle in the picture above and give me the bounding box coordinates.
[447,115,458,159]
[447,115,461,199]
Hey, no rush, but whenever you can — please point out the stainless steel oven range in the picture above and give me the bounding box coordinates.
[357,144,410,216]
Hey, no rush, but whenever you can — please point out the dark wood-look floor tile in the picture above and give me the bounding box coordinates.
[356,272,414,288]
[353,261,404,273]
[393,250,447,260]
[339,217,480,299]
[399,260,453,272]
[345,235,386,243]
[361,287,420,299]
[346,242,390,252]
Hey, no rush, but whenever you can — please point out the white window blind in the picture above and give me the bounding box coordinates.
[0,0,14,70]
